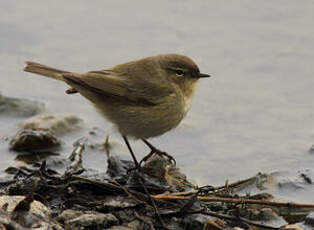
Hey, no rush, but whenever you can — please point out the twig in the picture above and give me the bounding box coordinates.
[159,208,280,229]
[64,137,86,177]
[69,175,155,203]
[39,160,59,180]
[70,175,124,193]
[214,176,256,191]
[152,194,314,209]
[179,190,200,216]
[165,174,262,197]
[0,180,16,186]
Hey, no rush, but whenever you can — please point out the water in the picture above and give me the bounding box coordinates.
[1,1,314,202]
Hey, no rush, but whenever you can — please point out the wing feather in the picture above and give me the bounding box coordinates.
[62,70,173,106]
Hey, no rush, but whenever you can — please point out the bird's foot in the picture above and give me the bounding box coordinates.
[139,148,176,167]
[141,139,176,166]
[127,149,176,174]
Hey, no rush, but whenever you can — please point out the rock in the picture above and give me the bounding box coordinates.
[245,207,280,221]
[0,94,44,117]
[0,195,50,219]
[181,214,211,230]
[0,195,63,230]
[305,212,314,226]
[107,155,135,183]
[58,210,119,228]
[98,195,138,212]
[15,151,59,164]
[114,209,138,223]
[10,129,60,152]
[126,219,155,230]
[22,114,83,135]
[67,213,119,228]
[57,209,86,223]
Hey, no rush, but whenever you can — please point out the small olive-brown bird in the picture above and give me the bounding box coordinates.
[24,54,210,167]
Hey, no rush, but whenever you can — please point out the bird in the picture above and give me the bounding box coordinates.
[23,54,210,168]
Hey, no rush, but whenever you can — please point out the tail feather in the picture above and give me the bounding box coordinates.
[23,61,71,81]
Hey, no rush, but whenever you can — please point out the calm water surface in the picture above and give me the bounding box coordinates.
[1,1,314,202]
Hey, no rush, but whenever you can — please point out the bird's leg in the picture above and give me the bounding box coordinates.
[140,139,176,166]
[122,136,140,170]
[122,136,166,227]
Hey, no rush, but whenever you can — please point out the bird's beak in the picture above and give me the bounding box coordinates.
[198,73,211,78]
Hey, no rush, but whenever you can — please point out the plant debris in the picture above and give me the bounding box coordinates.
[1,138,314,229]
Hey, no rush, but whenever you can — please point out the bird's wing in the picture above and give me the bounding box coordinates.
[62,70,173,105]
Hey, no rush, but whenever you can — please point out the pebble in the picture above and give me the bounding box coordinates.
[10,129,60,152]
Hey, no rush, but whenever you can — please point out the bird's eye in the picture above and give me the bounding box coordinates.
[175,69,184,76]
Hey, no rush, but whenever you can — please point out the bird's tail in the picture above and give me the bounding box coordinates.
[23,61,71,81]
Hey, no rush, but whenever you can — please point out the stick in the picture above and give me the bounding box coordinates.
[152,194,314,209]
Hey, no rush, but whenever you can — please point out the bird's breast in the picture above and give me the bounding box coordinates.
[183,95,193,117]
